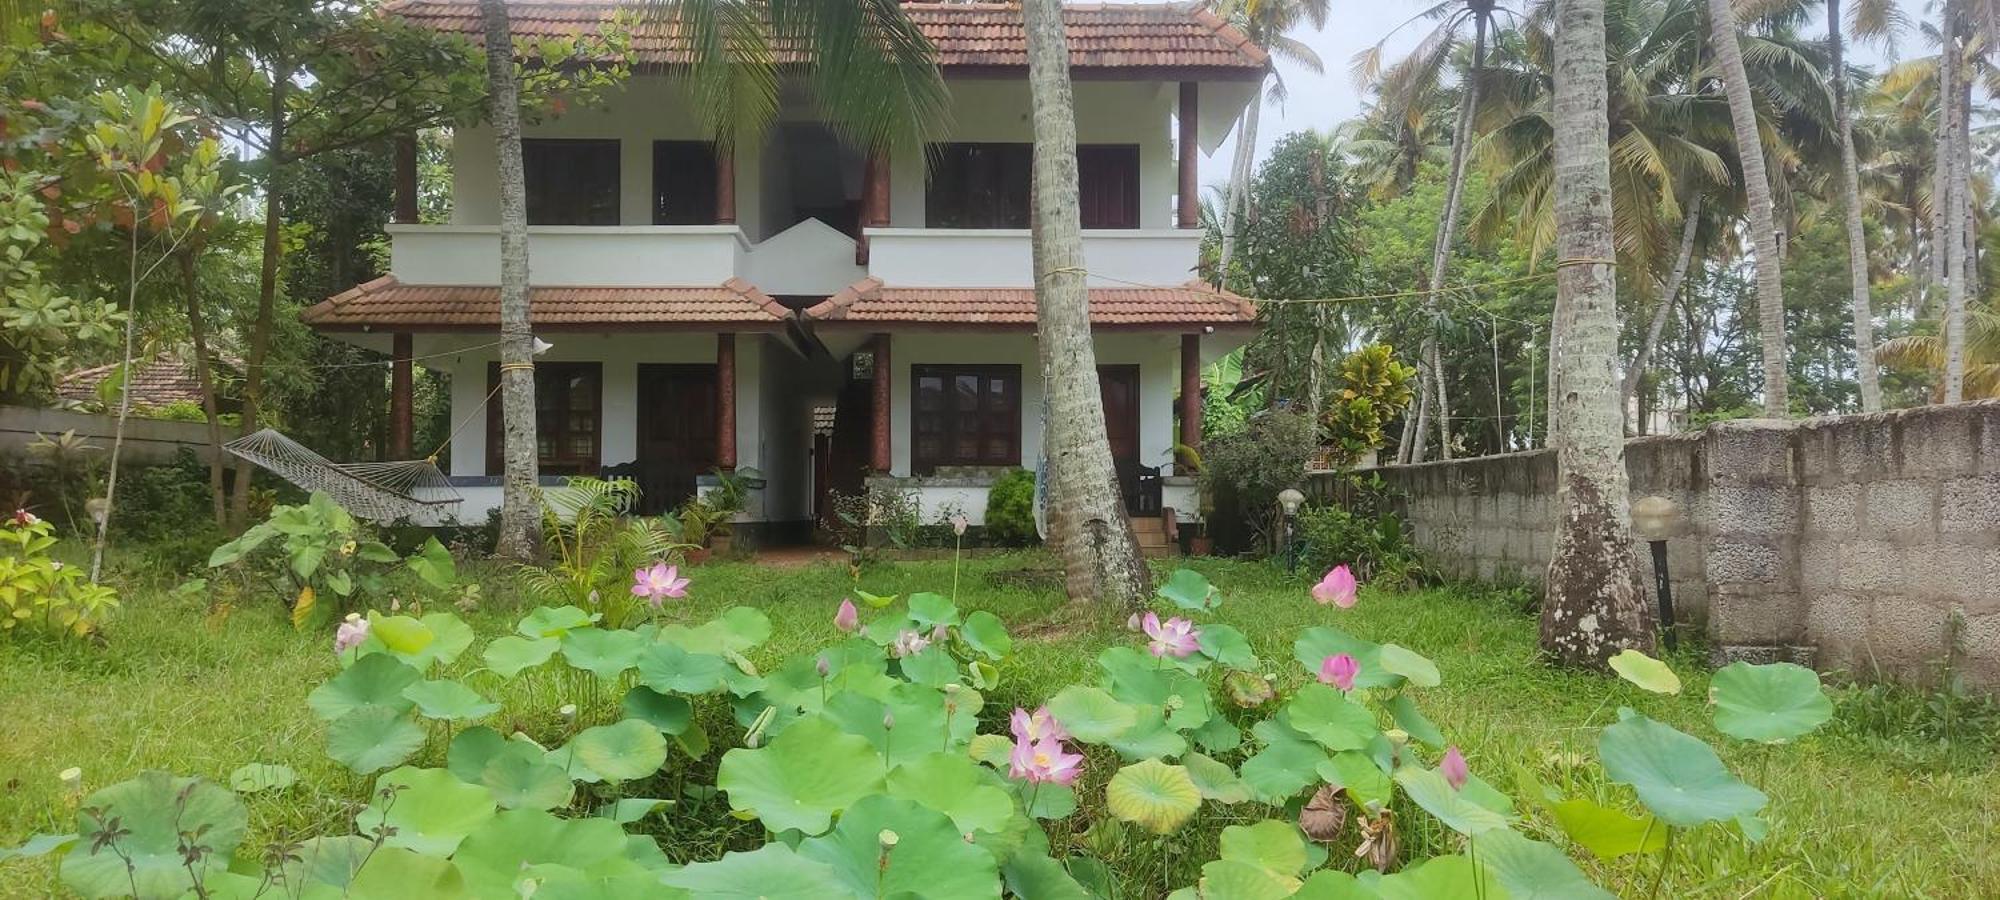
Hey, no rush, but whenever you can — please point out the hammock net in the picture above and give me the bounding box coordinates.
[225,429,462,523]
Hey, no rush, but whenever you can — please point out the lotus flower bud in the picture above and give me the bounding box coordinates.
[816,655,831,678]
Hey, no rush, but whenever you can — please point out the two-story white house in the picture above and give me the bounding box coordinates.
[305,0,1266,545]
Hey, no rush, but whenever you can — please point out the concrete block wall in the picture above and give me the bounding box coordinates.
[1342,400,2000,688]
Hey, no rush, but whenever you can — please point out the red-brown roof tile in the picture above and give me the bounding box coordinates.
[382,0,1267,75]
[303,276,793,330]
[58,355,238,408]
[805,277,1257,329]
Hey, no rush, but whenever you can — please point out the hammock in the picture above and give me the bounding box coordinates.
[225,429,462,523]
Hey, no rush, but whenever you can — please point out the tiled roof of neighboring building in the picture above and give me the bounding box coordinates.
[805,277,1257,328]
[58,355,236,408]
[301,276,793,329]
[382,0,1267,75]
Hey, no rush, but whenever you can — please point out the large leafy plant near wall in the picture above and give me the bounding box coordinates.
[7,565,1833,898]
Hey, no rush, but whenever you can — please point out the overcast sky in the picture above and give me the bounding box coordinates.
[1197,0,1935,189]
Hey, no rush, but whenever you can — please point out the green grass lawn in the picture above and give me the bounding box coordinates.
[3,553,1997,897]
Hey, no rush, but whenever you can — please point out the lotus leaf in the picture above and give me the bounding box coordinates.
[355,767,495,856]
[1708,661,1832,743]
[565,719,667,783]
[479,743,575,811]
[1000,854,1094,900]
[326,706,425,774]
[960,610,1013,659]
[717,715,887,834]
[1394,767,1507,835]
[1367,854,1499,900]
[1047,684,1137,743]
[637,642,735,695]
[622,685,693,734]
[1293,627,1397,689]
[1109,705,1189,760]
[451,808,650,898]
[481,635,559,678]
[1158,567,1220,610]
[1599,711,1766,827]
[560,626,647,680]
[886,752,1015,834]
[1239,717,1329,803]
[1183,751,1253,804]
[446,726,509,782]
[1219,820,1310,876]
[1377,643,1441,687]
[307,653,420,721]
[63,772,247,899]
[1317,750,1392,809]
[799,794,1001,898]
[1196,623,1257,668]
[1198,859,1298,900]
[1550,798,1665,859]
[908,591,961,627]
[1475,827,1615,899]
[515,605,597,638]
[1106,759,1202,834]
[660,844,843,898]
[1285,683,1379,751]
[898,644,961,686]
[660,605,773,655]
[1609,649,1682,695]
[1387,693,1445,748]
[402,679,499,721]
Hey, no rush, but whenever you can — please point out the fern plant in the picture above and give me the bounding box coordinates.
[517,477,691,628]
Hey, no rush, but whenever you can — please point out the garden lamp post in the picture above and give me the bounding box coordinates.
[1278,488,1305,574]
[1630,495,1682,650]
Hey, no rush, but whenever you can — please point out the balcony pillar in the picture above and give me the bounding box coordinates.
[1177,83,1199,229]
[393,134,420,225]
[390,333,414,458]
[857,149,891,264]
[716,332,737,470]
[715,144,736,225]
[1179,332,1202,457]
[870,333,892,473]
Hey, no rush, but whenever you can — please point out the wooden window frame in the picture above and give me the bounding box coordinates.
[910,364,1022,474]
[1076,144,1141,229]
[486,362,603,476]
[522,138,621,225]
[651,140,719,225]
[925,142,1141,229]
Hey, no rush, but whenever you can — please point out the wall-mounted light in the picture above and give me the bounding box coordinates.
[1630,495,1683,650]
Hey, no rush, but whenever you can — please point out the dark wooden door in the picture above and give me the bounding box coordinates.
[1099,365,1142,499]
[636,364,717,515]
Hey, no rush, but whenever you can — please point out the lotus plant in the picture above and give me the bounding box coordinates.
[333,613,369,656]
[1011,705,1070,744]
[1440,746,1469,791]
[1007,706,1083,787]
[1312,564,1359,607]
[834,598,860,632]
[631,562,689,605]
[1140,612,1199,658]
[1318,653,1359,691]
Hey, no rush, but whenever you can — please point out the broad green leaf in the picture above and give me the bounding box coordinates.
[1219,820,1310,876]
[356,767,495,856]
[1550,798,1665,859]
[1158,568,1220,610]
[961,610,1013,659]
[1,834,76,862]
[367,612,435,656]
[402,679,499,722]
[1371,854,1503,900]
[63,772,246,899]
[1378,643,1441,687]
[1293,627,1396,689]
[1105,759,1202,834]
[481,635,559,678]
[1016,780,1079,819]
[1476,828,1615,899]
[452,809,649,898]
[1608,650,1681,695]
[1285,683,1380,751]
[855,588,899,609]
[1047,685,1137,743]
[400,613,474,671]
[798,794,1000,899]
[566,719,667,783]
[345,846,467,898]
[886,752,1015,835]
[636,642,734,695]
[1395,767,1508,835]
[1387,692,1445,748]
[969,733,1013,767]
[479,744,575,811]
[1198,859,1298,900]
[604,798,672,824]
[1001,854,1094,900]
[1736,812,1771,843]
[1239,718,1328,803]
[1598,711,1766,827]
[446,727,509,783]
[908,591,960,627]
[307,653,420,721]
[1708,662,1832,744]
[717,716,887,834]
[1294,869,1374,899]
[622,685,693,734]
[1183,751,1253,804]
[1317,750,1392,809]
[660,606,773,655]
[660,844,842,899]
[228,763,296,794]
[356,540,401,564]
[326,707,425,774]
[1194,715,1244,753]
[560,626,647,681]
[1196,623,1257,668]
[1109,705,1188,760]
[516,605,596,638]
[898,644,961,686]
[406,537,456,589]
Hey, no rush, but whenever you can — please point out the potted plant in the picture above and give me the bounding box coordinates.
[664,500,715,565]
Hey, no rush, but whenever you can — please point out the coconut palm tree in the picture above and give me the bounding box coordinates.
[1211,0,1332,282]
[1706,0,1792,415]
[1022,0,1152,603]
[1826,0,1897,410]
[476,0,950,558]
[1878,299,2000,398]
[1543,0,1653,664]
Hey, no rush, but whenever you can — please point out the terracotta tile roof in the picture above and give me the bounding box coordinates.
[382,0,1267,75]
[805,277,1257,328]
[302,276,793,330]
[58,355,237,408]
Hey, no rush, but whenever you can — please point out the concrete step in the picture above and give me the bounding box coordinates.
[1129,518,1167,535]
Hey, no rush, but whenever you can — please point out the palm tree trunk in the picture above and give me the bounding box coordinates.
[1943,7,1968,404]
[229,73,287,531]
[180,248,228,527]
[482,0,543,560]
[1023,0,1150,605]
[1543,0,1654,666]
[1828,0,1882,412]
[1217,81,1262,282]
[1623,193,1702,422]
[1705,0,1789,416]
[1417,11,1489,462]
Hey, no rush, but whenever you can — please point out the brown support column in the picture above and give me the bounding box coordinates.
[857,149,891,264]
[1180,333,1202,454]
[394,134,420,225]
[390,333,414,458]
[870,333,892,473]
[1177,83,1199,229]
[716,333,737,470]
[714,144,736,225]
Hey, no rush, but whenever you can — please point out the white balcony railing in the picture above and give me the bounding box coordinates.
[387,224,747,287]
[863,228,1202,289]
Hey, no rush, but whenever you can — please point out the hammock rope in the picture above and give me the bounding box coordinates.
[225,429,462,524]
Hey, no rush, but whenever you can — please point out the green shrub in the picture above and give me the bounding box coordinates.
[983,468,1038,546]
[1200,409,1315,552]
[110,449,215,543]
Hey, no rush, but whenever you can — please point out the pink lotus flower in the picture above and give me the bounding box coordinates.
[891,629,932,658]
[1142,612,1200,658]
[1441,746,1469,791]
[1010,706,1070,744]
[334,614,370,655]
[1318,653,1359,691]
[951,514,969,537]
[834,598,860,632]
[1009,734,1084,786]
[631,562,689,604]
[1312,565,1359,608]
